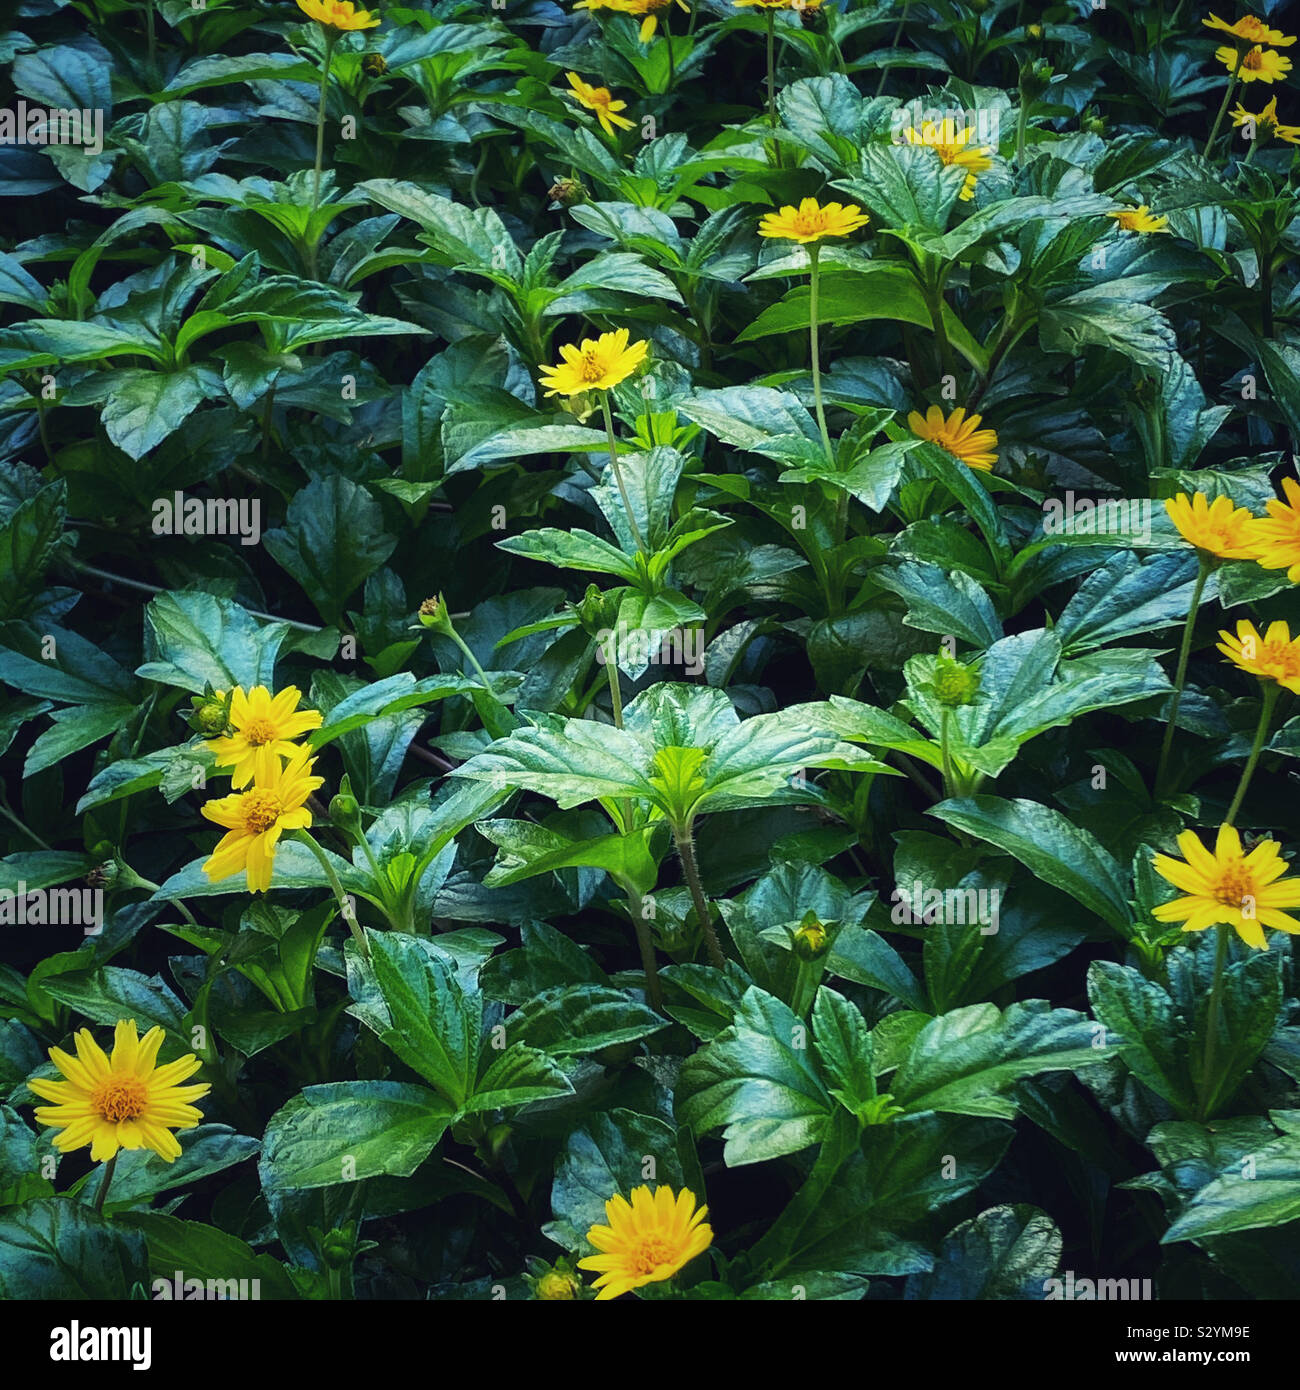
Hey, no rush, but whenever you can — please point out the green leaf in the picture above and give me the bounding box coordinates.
[102,1125,260,1208]
[259,1081,454,1190]
[905,1205,1062,1299]
[136,592,288,695]
[99,368,208,461]
[930,796,1131,931]
[0,1199,148,1298]
[677,986,834,1165]
[890,1001,1107,1118]
[263,475,396,626]
[504,985,668,1056]
[114,1212,299,1299]
[1164,1132,1300,1242]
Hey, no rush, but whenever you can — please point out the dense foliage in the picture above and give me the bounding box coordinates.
[1,0,1299,1302]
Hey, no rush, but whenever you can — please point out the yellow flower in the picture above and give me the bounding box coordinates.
[1164,491,1259,560]
[580,0,689,41]
[538,328,649,397]
[577,1184,712,1299]
[203,684,323,789]
[908,405,998,471]
[1108,204,1169,233]
[1216,44,1292,82]
[758,196,869,244]
[200,744,324,893]
[295,0,381,29]
[1203,12,1295,46]
[1152,823,1300,950]
[564,72,635,136]
[1217,619,1300,694]
[1230,96,1300,143]
[536,1269,582,1299]
[902,118,992,200]
[1249,476,1300,581]
[733,0,824,8]
[27,1020,210,1164]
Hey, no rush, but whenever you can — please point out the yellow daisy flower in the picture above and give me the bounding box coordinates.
[295,0,381,29]
[1230,96,1300,142]
[1203,13,1295,46]
[203,684,324,789]
[201,744,324,893]
[564,72,635,136]
[577,1184,712,1299]
[580,0,689,42]
[1152,823,1300,950]
[27,1020,210,1164]
[902,118,993,201]
[1217,619,1300,693]
[1249,476,1300,581]
[757,196,869,243]
[1217,44,1292,82]
[538,329,649,397]
[1164,492,1259,561]
[908,405,999,472]
[1108,204,1169,233]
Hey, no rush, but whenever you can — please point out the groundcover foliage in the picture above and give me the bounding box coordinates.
[0,0,1298,1304]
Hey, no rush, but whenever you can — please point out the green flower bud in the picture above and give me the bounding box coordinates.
[548,177,585,208]
[361,53,387,77]
[1026,22,1043,38]
[187,686,234,737]
[536,1268,582,1301]
[329,792,361,833]
[792,912,830,961]
[930,653,981,708]
[416,594,456,637]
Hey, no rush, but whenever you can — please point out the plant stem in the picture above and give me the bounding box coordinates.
[765,9,781,167]
[1203,49,1242,158]
[875,0,911,97]
[1154,555,1210,797]
[1224,682,1280,827]
[940,706,956,797]
[144,0,156,72]
[626,883,664,1012]
[1196,923,1229,1121]
[673,826,725,969]
[1259,245,1274,337]
[1015,95,1030,164]
[600,392,649,555]
[294,829,368,958]
[664,15,676,89]
[94,1153,117,1213]
[807,242,833,464]
[309,30,338,277]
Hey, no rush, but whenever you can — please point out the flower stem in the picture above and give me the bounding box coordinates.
[1154,555,1210,798]
[1203,49,1242,158]
[673,825,725,969]
[1196,923,1230,1122]
[94,1152,117,1214]
[940,706,956,797]
[294,828,368,958]
[807,243,834,464]
[600,392,649,555]
[309,30,338,277]
[664,15,677,89]
[875,0,911,97]
[626,883,664,1012]
[1224,681,1280,827]
[765,9,781,167]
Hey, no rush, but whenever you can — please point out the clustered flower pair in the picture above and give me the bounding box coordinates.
[1207,11,1294,85]
[198,685,325,892]
[1166,482,1300,586]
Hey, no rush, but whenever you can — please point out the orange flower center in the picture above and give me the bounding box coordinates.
[93,1075,148,1123]
[791,208,831,236]
[589,88,613,111]
[630,1236,676,1274]
[1241,48,1264,70]
[243,717,277,746]
[1237,17,1268,40]
[1213,861,1254,909]
[242,789,283,835]
[1261,641,1300,678]
[579,349,608,383]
